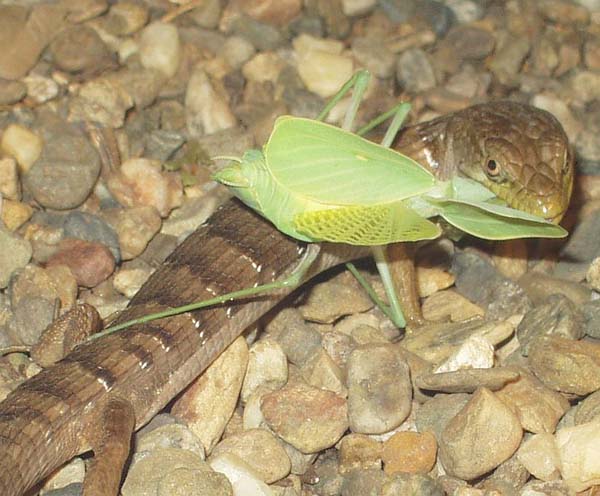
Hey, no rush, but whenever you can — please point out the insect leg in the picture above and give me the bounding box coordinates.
[370,245,407,329]
[89,245,322,340]
[316,70,371,130]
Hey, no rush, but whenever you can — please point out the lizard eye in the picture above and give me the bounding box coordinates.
[485,159,500,178]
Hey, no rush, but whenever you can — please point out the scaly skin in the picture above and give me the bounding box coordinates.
[0,102,573,495]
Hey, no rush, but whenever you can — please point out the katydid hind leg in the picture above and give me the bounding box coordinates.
[316,70,371,126]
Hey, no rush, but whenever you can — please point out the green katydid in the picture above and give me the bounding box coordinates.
[93,70,567,339]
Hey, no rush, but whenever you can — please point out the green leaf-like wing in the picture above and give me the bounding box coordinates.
[293,201,441,246]
[264,117,435,206]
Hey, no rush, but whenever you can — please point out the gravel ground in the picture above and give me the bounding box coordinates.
[0,1,599,495]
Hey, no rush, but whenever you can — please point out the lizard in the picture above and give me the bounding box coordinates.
[0,101,573,495]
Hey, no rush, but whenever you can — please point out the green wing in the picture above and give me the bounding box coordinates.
[264,117,435,206]
[436,201,567,239]
[293,201,441,246]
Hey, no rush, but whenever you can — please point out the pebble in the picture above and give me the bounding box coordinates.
[516,294,584,356]
[338,433,382,473]
[135,420,205,459]
[1,200,33,232]
[528,335,600,395]
[568,70,600,105]
[556,419,600,492]
[12,294,57,346]
[292,34,354,98]
[495,369,570,434]
[241,338,288,402]
[261,381,348,453]
[227,14,284,51]
[107,158,183,218]
[139,22,181,79]
[340,468,387,496]
[112,260,153,298]
[23,75,59,104]
[0,162,21,201]
[0,124,43,173]
[46,238,115,288]
[342,0,377,16]
[439,388,523,480]
[209,452,270,495]
[300,348,347,395]
[396,48,437,93]
[106,206,161,261]
[0,229,32,288]
[351,36,396,78]
[452,250,531,320]
[517,433,561,481]
[346,344,412,434]
[444,26,495,61]
[382,431,437,475]
[421,289,485,322]
[266,308,323,366]
[576,389,600,425]
[444,0,484,23]
[434,335,495,372]
[121,448,231,496]
[492,239,528,281]
[415,393,470,443]
[109,67,164,109]
[68,77,134,128]
[220,36,256,70]
[416,367,519,394]
[63,211,120,262]
[299,271,373,324]
[555,212,600,281]
[0,78,26,105]
[210,428,290,483]
[104,1,149,36]
[417,265,455,298]
[49,25,110,73]
[171,337,248,453]
[230,0,302,25]
[185,67,237,136]
[518,272,592,307]
[242,52,285,83]
[382,473,444,495]
[488,37,531,86]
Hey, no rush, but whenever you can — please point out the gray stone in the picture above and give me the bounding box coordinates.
[64,211,121,263]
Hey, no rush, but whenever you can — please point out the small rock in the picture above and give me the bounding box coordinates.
[220,36,256,70]
[415,393,470,443]
[520,480,572,495]
[12,294,57,346]
[64,211,120,263]
[346,344,412,434]
[382,473,444,496]
[0,158,20,201]
[293,34,354,98]
[209,453,271,495]
[421,290,484,322]
[338,433,382,473]
[568,70,600,105]
[0,229,32,288]
[452,250,531,320]
[439,388,523,480]
[378,0,417,23]
[299,271,373,324]
[242,52,285,83]
[444,0,484,23]
[107,158,183,218]
[210,428,290,483]
[139,22,181,79]
[0,124,43,173]
[416,368,520,394]
[539,0,590,25]
[104,1,149,36]
[312,0,351,39]
[340,468,387,496]
[136,421,205,459]
[575,389,600,424]
[266,308,323,366]
[584,38,600,71]
[300,348,346,395]
[108,206,161,260]
[68,77,134,128]
[351,36,396,78]
[489,37,531,86]
[261,381,348,453]
[528,335,600,395]
[122,448,230,496]
[23,75,59,104]
[342,0,377,16]
[556,212,600,281]
[382,431,437,475]
[227,14,284,51]
[1,200,33,232]
[241,338,288,402]
[417,266,455,298]
[517,433,561,481]
[492,240,528,280]
[0,78,26,105]
[109,67,164,109]
[519,272,591,307]
[434,335,495,372]
[555,419,600,492]
[112,260,153,298]
[172,337,248,453]
[516,294,584,356]
[230,0,302,25]
[444,26,495,60]
[396,48,437,93]
[46,238,115,288]
[185,67,237,137]
[495,369,570,434]
[49,25,110,73]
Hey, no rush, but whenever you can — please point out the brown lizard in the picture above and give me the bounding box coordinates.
[0,101,573,495]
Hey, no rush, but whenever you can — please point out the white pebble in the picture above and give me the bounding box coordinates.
[209,453,274,496]
[139,22,181,78]
[556,419,600,492]
[0,124,43,173]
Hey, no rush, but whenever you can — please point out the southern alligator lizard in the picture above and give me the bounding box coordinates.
[0,101,573,495]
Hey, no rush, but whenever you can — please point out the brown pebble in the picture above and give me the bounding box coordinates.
[46,238,115,287]
[382,431,437,475]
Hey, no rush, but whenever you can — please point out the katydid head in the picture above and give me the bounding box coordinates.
[212,149,269,212]
[453,102,574,223]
